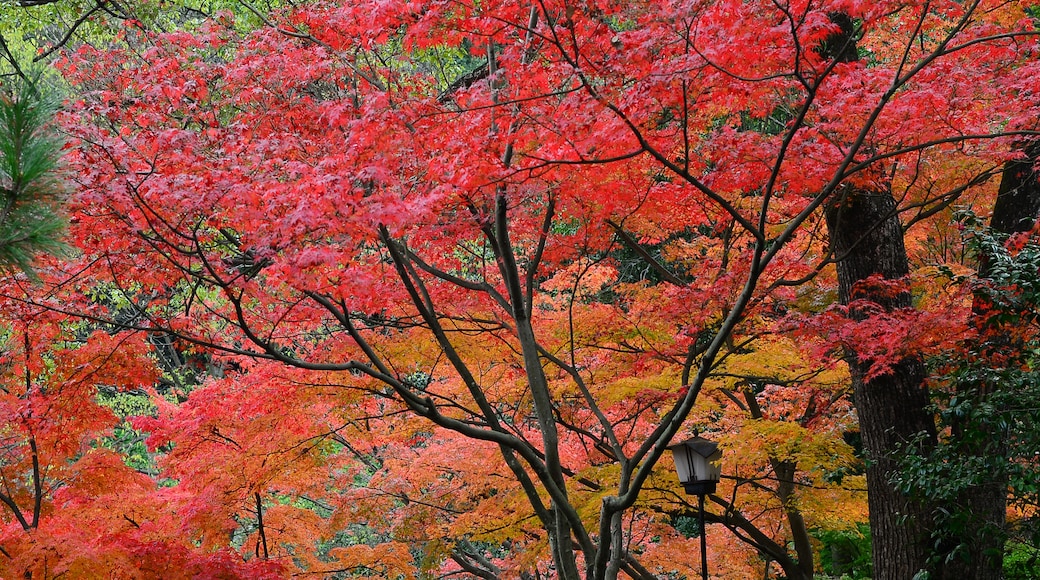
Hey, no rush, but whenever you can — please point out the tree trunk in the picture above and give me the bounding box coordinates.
[775,460,814,580]
[991,144,1040,236]
[826,187,939,580]
[744,391,813,579]
[820,17,943,579]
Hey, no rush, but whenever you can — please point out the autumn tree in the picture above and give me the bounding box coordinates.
[6,0,1039,578]
[0,295,295,578]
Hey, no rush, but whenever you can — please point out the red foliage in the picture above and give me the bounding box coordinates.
[1,0,1036,576]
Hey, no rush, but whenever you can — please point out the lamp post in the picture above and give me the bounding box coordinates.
[668,436,722,580]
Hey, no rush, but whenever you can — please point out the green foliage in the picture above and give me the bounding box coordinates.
[0,0,290,67]
[894,213,1040,569]
[97,387,157,418]
[97,389,158,473]
[1004,541,1040,580]
[671,514,703,539]
[0,72,66,277]
[814,524,873,579]
[101,422,156,473]
[738,104,796,136]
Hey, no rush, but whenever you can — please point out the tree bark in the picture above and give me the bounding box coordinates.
[744,390,813,579]
[826,187,939,580]
[775,460,814,580]
[991,144,1040,236]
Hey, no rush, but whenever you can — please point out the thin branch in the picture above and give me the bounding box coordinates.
[237,0,387,91]
[34,0,109,63]
[525,194,555,314]
[255,492,269,559]
[605,220,687,286]
[0,34,26,81]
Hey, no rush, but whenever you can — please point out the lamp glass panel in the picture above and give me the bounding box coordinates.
[670,445,694,483]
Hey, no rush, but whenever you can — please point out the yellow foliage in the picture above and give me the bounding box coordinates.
[598,372,682,406]
[710,335,848,393]
[798,475,869,530]
[728,419,857,475]
[327,542,417,578]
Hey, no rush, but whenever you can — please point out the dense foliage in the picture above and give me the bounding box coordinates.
[895,215,1040,574]
[0,0,1038,578]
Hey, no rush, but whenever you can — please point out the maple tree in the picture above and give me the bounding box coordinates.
[0,303,290,579]
[0,69,288,579]
[0,0,1037,578]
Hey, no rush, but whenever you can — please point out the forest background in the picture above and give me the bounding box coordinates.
[0,1,1039,579]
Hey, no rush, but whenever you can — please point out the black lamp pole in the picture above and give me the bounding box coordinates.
[698,492,708,580]
[685,479,715,579]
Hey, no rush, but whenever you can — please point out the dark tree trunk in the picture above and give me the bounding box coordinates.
[944,143,1040,580]
[991,144,1040,236]
[826,187,939,580]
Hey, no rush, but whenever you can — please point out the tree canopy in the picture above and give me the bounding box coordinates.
[0,0,1038,578]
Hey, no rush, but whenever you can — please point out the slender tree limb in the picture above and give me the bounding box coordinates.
[0,34,26,81]
[255,492,269,559]
[33,0,109,63]
[605,221,687,286]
